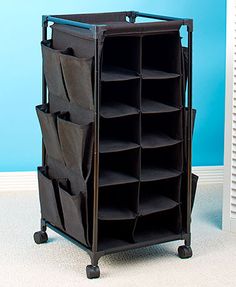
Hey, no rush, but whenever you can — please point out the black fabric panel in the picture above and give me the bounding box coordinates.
[37,167,64,229]
[58,183,87,245]
[101,66,139,82]
[36,104,64,163]
[182,47,188,90]
[57,114,93,181]
[60,53,94,110]
[191,173,198,210]
[139,195,179,216]
[41,41,71,101]
[51,25,95,58]
[46,156,87,195]
[184,108,196,163]
[141,99,180,114]
[53,12,128,24]
[48,93,94,125]
[103,21,182,36]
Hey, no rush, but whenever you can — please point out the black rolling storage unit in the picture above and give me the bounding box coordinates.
[34,11,198,279]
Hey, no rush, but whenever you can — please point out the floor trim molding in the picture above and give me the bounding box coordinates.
[193,166,223,184]
[0,166,223,193]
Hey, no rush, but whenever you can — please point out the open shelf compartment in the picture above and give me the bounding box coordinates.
[100,79,140,118]
[141,78,182,112]
[100,115,140,153]
[141,144,183,182]
[102,36,141,81]
[98,218,136,251]
[99,183,139,220]
[134,206,182,242]
[139,177,182,216]
[142,32,182,76]
[99,149,139,187]
[141,111,183,149]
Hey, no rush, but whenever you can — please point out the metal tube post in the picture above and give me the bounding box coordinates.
[186,27,193,246]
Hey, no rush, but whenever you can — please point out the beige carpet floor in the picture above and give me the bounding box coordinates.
[0,183,236,287]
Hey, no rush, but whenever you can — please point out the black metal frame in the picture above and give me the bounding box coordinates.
[40,11,193,277]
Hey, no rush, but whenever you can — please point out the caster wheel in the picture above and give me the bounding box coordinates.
[33,231,48,244]
[178,245,193,259]
[86,265,100,279]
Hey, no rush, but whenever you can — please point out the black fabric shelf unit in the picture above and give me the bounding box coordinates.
[34,11,198,279]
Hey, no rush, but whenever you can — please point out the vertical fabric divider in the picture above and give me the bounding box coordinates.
[132,35,143,241]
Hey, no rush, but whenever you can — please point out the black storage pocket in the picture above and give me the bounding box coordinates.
[58,183,87,246]
[36,104,64,163]
[41,41,71,101]
[192,173,198,210]
[57,114,93,180]
[37,166,63,229]
[60,53,94,110]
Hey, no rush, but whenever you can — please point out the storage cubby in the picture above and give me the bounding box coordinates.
[141,144,183,182]
[142,78,182,111]
[100,115,140,153]
[102,36,141,81]
[141,112,183,149]
[142,33,181,76]
[98,219,136,251]
[99,149,139,187]
[99,183,138,220]
[100,80,140,118]
[134,207,182,242]
[139,177,182,216]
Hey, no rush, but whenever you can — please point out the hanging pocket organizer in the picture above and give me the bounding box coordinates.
[36,104,64,163]
[36,104,93,183]
[41,41,72,101]
[37,166,64,229]
[58,183,87,246]
[60,53,94,110]
[57,113,93,182]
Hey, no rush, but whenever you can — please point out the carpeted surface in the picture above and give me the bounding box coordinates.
[0,184,236,287]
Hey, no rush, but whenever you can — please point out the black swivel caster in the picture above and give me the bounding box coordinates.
[86,265,100,279]
[33,231,48,244]
[178,245,193,259]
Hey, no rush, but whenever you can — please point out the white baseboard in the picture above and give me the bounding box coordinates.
[0,171,38,193]
[0,166,224,193]
[192,166,224,184]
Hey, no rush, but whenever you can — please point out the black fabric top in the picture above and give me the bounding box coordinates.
[52,11,183,38]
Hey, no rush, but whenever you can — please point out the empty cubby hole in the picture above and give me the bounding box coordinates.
[100,79,140,118]
[98,182,139,220]
[134,206,182,242]
[141,144,183,182]
[100,115,140,153]
[102,36,141,73]
[99,149,140,187]
[142,32,181,74]
[141,111,183,149]
[98,218,136,251]
[141,78,182,110]
[139,177,182,216]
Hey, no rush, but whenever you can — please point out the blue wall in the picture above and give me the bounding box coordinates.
[0,1,226,171]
